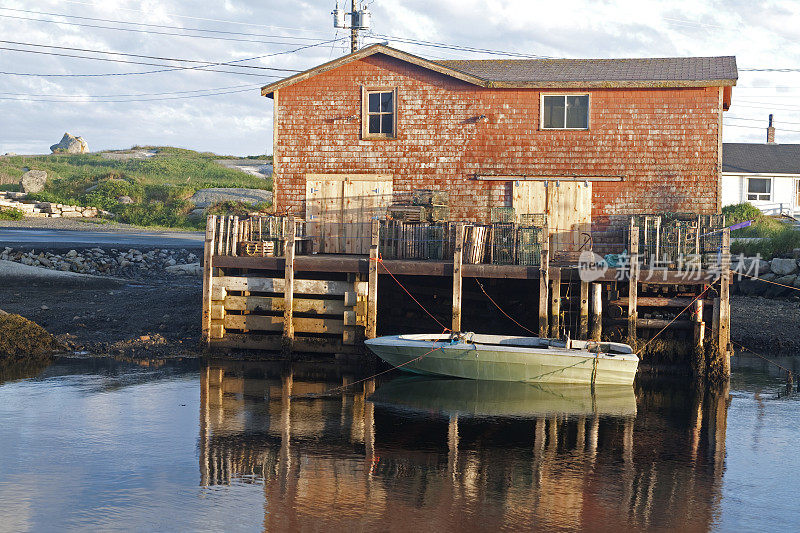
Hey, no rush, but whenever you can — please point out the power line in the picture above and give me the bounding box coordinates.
[0,46,280,77]
[0,40,301,72]
[0,37,347,78]
[0,83,260,98]
[367,33,553,58]
[726,115,800,126]
[56,0,330,34]
[0,13,332,46]
[0,7,325,42]
[724,123,800,133]
[740,68,800,72]
[0,86,259,103]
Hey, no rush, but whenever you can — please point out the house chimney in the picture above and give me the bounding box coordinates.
[767,114,776,144]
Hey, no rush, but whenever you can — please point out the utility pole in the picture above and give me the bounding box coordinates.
[351,0,358,53]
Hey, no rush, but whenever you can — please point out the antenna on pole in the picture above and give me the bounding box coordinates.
[332,0,371,53]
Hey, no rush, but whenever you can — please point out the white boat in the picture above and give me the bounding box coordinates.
[364,333,639,386]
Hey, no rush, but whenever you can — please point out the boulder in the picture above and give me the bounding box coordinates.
[165,262,203,276]
[20,170,47,193]
[117,195,134,204]
[49,132,88,154]
[770,257,798,276]
[189,187,272,209]
[735,257,771,276]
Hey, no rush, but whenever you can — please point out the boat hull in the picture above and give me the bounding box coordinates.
[365,334,639,386]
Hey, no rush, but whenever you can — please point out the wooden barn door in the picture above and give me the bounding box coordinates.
[512,180,592,253]
[305,174,392,254]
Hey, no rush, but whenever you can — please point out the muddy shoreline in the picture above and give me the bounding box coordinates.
[0,277,202,358]
[731,295,800,356]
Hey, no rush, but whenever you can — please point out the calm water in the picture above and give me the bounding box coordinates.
[0,355,798,532]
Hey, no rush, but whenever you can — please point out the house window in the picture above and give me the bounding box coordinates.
[362,88,396,139]
[747,178,771,201]
[542,94,589,129]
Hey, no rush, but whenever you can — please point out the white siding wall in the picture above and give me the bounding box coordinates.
[721,173,800,215]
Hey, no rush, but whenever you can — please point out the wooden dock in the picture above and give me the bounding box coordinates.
[202,214,732,378]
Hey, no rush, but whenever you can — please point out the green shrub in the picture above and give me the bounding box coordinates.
[114,200,196,228]
[731,226,800,259]
[722,203,785,237]
[82,178,144,210]
[0,207,24,220]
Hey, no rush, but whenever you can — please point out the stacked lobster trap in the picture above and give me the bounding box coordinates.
[630,213,726,268]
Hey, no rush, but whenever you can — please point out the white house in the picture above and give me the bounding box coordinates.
[722,122,800,215]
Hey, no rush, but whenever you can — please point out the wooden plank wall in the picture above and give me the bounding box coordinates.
[512,181,591,253]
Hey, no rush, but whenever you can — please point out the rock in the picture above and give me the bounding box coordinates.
[761,273,776,281]
[66,249,78,258]
[735,257,771,276]
[117,195,134,204]
[771,257,798,276]
[20,170,47,193]
[188,208,206,220]
[189,187,272,208]
[165,262,203,276]
[49,132,88,154]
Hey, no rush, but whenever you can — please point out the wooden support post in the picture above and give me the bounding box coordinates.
[202,215,217,345]
[231,216,239,256]
[579,281,589,339]
[719,228,731,376]
[538,240,550,338]
[367,219,379,339]
[628,224,639,350]
[692,297,705,350]
[590,282,602,341]
[452,223,464,333]
[549,267,561,338]
[282,215,296,353]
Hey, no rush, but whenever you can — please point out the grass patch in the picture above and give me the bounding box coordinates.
[206,200,271,218]
[725,203,800,258]
[0,207,24,220]
[0,147,273,228]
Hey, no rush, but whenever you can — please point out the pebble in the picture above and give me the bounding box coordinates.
[0,246,202,279]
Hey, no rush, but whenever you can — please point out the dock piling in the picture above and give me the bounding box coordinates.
[627,223,639,350]
[590,282,602,341]
[549,267,561,338]
[367,219,379,339]
[202,215,217,345]
[282,215,296,353]
[579,281,589,339]
[538,242,549,338]
[452,223,464,333]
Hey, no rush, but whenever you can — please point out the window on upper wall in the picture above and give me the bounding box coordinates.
[362,88,396,139]
[747,177,771,201]
[541,94,589,129]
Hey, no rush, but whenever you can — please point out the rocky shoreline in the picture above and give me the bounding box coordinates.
[1,246,201,278]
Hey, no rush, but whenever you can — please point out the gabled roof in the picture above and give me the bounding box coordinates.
[261,44,737,97]
[723,143,800,175]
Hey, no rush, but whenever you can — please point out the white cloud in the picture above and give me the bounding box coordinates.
[1,0,800,154]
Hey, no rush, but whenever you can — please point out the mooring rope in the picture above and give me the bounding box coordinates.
[635,279,719,357]
[731,340,794,384]
[371,254,451,332]
[731,269,800,293]
[474,278,538,335]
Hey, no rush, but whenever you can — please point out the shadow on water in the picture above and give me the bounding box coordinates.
[201,359,732,531]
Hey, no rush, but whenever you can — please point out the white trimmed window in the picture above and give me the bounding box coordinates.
[541,94,589,129]
[747,177,771,201]
[362,87,397,139]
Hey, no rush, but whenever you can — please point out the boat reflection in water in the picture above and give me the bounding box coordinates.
[369,376,637,418]
[200,361,729,531]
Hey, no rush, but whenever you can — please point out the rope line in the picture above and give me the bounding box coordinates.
[474,279,538,335]
[732,269,800,293]
[372,254,451,332]
[635,279,719,356]
[731,340,794,379]
[292,342,447,398]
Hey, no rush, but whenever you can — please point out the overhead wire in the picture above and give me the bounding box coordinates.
[0,12,331,46]
[0,7,325,41]
[0,86,259,103]
[0,40,302,72]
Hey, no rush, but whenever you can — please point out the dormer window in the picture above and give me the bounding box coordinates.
[541,94,589,130]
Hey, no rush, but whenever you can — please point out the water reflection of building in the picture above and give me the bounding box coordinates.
[199,362,730,531]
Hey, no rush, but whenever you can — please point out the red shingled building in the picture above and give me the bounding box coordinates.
[261,44,736,242]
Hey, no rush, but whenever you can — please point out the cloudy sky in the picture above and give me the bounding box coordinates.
[1,0,800,155]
